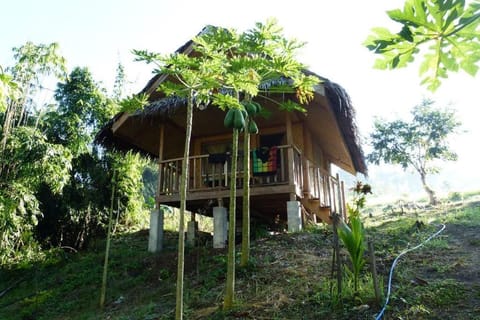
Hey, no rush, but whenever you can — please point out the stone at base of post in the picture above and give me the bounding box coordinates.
[213,206,227,248]
[148,209,164,252]
[187,220,198,247]
[287,201,302,232]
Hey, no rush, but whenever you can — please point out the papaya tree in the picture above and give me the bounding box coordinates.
[364,0,480,91]
[195,21,319,309]
[134,20,319,315]
[235,20,320,269]
[134,40,225,320]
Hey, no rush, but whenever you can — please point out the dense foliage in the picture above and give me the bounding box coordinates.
[0,43,149,264]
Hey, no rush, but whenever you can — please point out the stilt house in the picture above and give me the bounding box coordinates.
[96,28,367,247]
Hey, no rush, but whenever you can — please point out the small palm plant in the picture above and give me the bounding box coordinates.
[338,182,372,294]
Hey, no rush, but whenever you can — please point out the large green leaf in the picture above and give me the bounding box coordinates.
[365,0,480,91]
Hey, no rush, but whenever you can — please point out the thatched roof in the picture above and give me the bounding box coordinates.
[95,27,367,175]
[323,80,367,175]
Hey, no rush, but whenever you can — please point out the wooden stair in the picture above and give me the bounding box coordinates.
[300,198,332,224]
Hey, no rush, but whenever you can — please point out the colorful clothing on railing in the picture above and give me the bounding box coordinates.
[252,146,278,176]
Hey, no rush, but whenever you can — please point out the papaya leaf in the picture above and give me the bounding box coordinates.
[365,0,480,91]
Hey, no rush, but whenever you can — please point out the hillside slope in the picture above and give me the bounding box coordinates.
[1,202,479,319]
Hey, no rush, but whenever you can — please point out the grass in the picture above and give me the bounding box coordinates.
[1,200,479,319]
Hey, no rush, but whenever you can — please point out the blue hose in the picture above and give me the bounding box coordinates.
[375,223,446,320]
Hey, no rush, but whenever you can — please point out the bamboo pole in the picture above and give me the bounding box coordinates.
[100,171,116,308]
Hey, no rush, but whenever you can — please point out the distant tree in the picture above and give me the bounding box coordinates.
[112,62,126,100]
[364,0,480,91]
[368,99,461,205]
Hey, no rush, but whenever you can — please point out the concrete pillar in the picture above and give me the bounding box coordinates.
[148,208,164,252]
[287,201,302,232]
[187,220,198,247]
[213,206,227,248]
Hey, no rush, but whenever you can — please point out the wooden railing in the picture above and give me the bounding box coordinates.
[305,159,346,220]
[157,144,346,220]
[157,145,295,196]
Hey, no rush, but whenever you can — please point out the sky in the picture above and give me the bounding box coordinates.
[1,0,479,199]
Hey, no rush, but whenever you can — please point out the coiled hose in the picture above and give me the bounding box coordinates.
[375,223,446,320]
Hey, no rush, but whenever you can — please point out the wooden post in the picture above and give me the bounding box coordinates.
[286,113,295,182]
[340,180,346,221]
[331,213,342,299]
[156,124,165,210]
[336,173,342,218]
[331,177,337,214]
[285,112,296,200]
[302,123,311,196]
[302,158,310,197]
[368,240,381,304]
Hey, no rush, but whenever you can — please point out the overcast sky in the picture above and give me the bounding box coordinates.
[2,0,479,196]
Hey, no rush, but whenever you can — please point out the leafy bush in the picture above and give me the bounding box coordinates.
[448,191,462,202]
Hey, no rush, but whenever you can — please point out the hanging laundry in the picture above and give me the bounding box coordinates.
[252,146,278,176]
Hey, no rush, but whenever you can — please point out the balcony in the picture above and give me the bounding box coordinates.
[156,144,346,221]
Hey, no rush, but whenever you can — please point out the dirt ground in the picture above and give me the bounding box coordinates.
[380,210,480,320]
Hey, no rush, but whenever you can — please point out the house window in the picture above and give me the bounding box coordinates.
[201,140,232,155]
[259,133,285,147]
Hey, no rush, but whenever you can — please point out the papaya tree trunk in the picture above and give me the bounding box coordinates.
[224,128,239,310]
[175,92,194,320]
[240,120,250,268]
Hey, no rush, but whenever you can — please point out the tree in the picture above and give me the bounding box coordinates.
[0,66,20,114]
[364,0,480,91]
[218,22,318,308]
[368,99,461,205]
[1,42,67,151]
[135,32,225,320]
[235,21,318,269]
[38,67,115,248]
[193,21,317,309]
[39,67,147,249]
[0,43,70,263]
